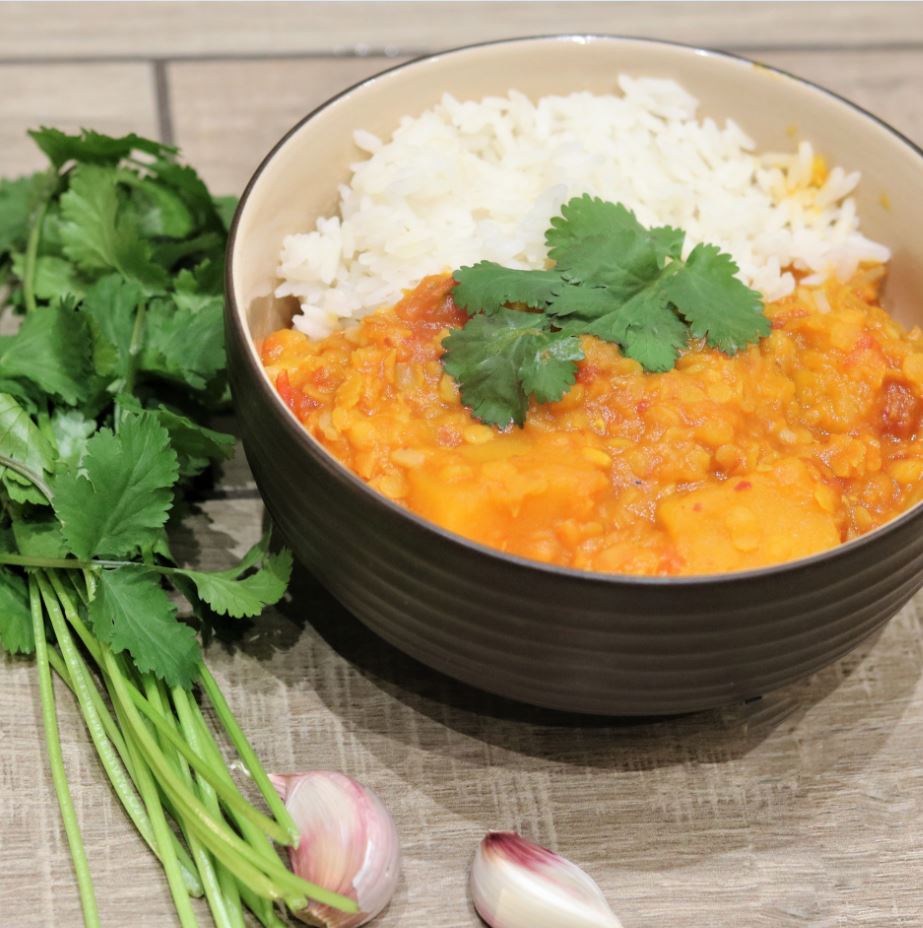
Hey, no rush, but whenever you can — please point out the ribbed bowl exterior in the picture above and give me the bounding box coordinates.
[226,36,923,715]
[229,331,923,714]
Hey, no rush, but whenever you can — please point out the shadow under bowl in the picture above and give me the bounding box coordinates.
[226,35,923,715]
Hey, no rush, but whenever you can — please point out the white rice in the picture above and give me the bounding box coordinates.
[277,75,890,339]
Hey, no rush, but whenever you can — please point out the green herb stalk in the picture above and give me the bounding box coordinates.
[0,129,357,926]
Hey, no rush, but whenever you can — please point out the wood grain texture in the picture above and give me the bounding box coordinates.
[2,4,923,927]
[168,56,409,194]
[0,2,922,59]
[166,47,923,198]
[0,63,160,176]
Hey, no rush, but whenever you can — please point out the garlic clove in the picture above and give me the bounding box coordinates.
[470,831,623,928]
[271,771,401,928]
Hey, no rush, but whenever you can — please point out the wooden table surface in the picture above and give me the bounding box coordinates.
[2,3,923,926]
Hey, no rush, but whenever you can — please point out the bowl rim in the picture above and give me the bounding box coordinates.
[226,32,923,588]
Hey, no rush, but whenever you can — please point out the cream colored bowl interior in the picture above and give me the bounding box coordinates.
[231,35,923,367]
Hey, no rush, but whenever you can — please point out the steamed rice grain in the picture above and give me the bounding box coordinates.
[277,75,889,339]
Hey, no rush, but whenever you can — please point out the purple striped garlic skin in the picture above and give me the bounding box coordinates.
[271,771,400,928]
[470,832,622,928]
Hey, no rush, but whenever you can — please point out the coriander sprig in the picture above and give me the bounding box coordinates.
[443,195,770,427]
[0,127,354,928]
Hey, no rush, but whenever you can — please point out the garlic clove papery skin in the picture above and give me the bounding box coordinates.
[271,771,401,928]
[470,832,623,928]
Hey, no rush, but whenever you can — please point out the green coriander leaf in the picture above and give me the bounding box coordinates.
[50,408,97,469]
[11,515,69,560]
[664,243,770,354]
[0,301,91,404]
[442,309,580,427]
[0,173,49,256]
[140,296,225,391]
[0,567,33,656]
[53,413,179,559]
[119,171,196,239]
[453,262,563,315]
[546,196,660,296]
[11,252,87,301]
[589,287,690,372]
[0,393,54,491]
[88,567,200,688]
[154,232,224,270]
[146,404,235,478]
[172,267,224,314]
[547,283,620,319]
[213,196,239,231]
[59,164,167,293]
[29,127,175,169]
[650,225,685,266]
[177,548,292,619]
[145,158,225,232]
[81,273,145,381]
[519,332,584,404]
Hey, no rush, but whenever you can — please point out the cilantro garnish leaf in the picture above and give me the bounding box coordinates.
[547,283,619,319]
[444,196,769,426]
[0,301,91,404]
[0,567,33,656]
[88,567,200,688]
[664,243,770,353]
[53,413,179,559]
[588,287,690,372]
[453,262,564,315]
[442,309,583,427]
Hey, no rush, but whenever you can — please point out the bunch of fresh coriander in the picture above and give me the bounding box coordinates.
[0,130,355,927]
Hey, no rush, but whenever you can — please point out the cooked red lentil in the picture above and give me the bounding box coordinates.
[261,270,923,576]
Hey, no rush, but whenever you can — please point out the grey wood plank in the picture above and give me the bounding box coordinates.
[4,25,923,928]
[169,56,409,194]
[0,62,160,177]
[0,2,921,61]
[167,48,923,202]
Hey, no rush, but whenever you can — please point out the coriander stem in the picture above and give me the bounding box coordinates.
[100,647,305,900]
[44,573,204,897]
[122,300,147,398]
[187,698,284,872]
[124,680,290,844]
[238,883,290,928]
[28,576,101,928]
[0,454,53,503]
[199,664,302,847]
[0,552,130,570]
[38,574,155,860]
[145,677,235,928]
[112,688,201,928]
[22,180,51,314]
[173,687,246,928]
[46,640,205,898]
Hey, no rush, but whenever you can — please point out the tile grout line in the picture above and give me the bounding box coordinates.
[1,40,923,67]
[151,58,175,145]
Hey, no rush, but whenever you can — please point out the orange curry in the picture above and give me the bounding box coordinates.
[261,271,923,576]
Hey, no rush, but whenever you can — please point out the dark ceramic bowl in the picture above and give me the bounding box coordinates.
[226,36,923,715]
